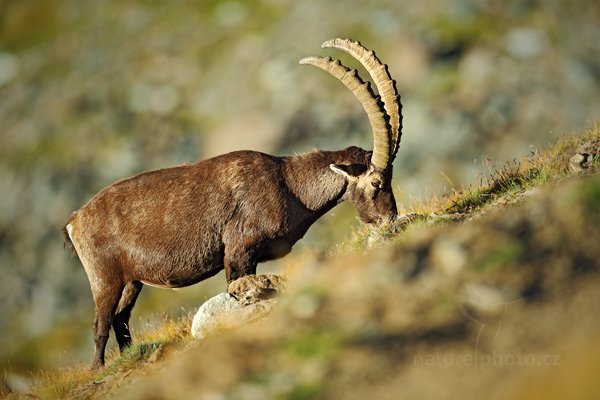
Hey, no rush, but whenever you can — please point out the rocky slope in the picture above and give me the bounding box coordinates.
[16,126,599,400]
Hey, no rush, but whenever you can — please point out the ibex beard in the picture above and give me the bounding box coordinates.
[64,38,403,369]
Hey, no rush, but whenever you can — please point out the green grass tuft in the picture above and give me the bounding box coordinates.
[474,239,525,272]
[281,329,347,360]
[284,383,324,400]
[580,177,600,214]
[447,187,491,214]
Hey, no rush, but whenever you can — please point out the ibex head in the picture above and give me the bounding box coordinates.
[301,38,402,223]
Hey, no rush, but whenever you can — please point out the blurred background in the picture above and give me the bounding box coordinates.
[0,0,599,373]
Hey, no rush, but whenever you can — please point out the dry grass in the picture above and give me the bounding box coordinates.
[135,310,193,344]
[29,312,193,399]
[32,365,94,399]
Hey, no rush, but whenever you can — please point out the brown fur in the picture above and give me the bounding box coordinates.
[65,145,397,369]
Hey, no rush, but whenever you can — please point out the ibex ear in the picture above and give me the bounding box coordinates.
[330,163,366,178]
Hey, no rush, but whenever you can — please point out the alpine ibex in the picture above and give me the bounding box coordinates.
[64,38,403,369]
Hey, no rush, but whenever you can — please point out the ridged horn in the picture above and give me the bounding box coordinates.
[322,38,402,163]
[299,56,390,171]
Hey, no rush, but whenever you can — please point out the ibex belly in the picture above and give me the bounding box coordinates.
[137,262,224,289]
[128,245,226,289]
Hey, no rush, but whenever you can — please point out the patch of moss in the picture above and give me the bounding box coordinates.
[473,238,524,272]
[284,383,324,400]
[281,329,346,360]
[579,176,600,215]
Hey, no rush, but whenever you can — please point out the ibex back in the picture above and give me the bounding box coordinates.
[64,38,403,369]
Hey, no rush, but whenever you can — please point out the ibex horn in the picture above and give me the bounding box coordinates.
[299,56,391,171]
[322,38,402,165]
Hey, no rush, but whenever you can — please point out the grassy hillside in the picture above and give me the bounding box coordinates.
[15,124,600,399]
[2,0,600,374]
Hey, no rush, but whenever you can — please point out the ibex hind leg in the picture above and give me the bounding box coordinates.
[88,276,125,370]
[113,281,143,352]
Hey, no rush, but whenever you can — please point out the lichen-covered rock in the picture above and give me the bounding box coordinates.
[191,274,286,339]
[227,274,287,306]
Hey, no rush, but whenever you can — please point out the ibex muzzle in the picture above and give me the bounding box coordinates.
[64,38,403,369]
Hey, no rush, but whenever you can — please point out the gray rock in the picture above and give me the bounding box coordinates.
[461,284,518,317]
[191,274,285,339]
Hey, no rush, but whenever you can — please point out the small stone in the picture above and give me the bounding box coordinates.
[569,153,586,172]
[462,284,515,316]
[288,292,320,319]
[576,138,600,156]
[505,28,547,59]
[431,237,467,276]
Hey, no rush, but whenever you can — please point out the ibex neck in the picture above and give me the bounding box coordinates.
[283,150,347,212]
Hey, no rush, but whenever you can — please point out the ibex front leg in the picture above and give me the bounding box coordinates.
[224,244,257,284]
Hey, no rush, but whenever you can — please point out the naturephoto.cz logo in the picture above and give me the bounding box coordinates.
[414,283,561,369]
[413,351,560,368]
